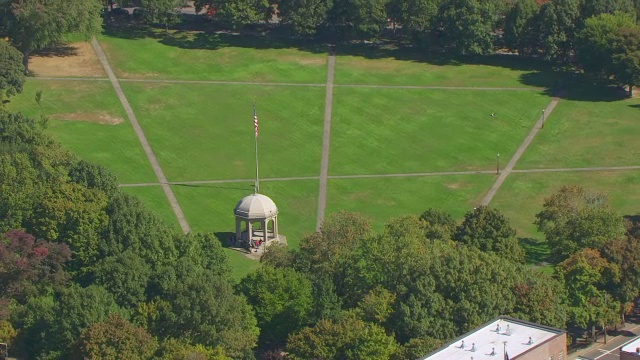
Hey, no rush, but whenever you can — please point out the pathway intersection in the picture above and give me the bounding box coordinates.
[37,37,639,234]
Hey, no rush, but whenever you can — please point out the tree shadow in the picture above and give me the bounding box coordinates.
[32,44,79,57]
[519,237,551,265]
[628,104,640,110]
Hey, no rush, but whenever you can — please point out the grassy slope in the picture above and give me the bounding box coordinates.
[329,87,550,175]
[5,80,156,183]
[99,32,328,83]
[121,82,325,181]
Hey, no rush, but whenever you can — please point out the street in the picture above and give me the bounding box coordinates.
[574,323,640,360]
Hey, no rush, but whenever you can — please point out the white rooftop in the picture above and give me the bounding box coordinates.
[621,337,640,354]
[234,193,278,219]
[421,317,563,360]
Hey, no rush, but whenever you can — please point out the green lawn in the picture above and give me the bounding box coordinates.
[517,86,640,169]
[329,88,550,175]
[491,170,640,241]
[5,80,156,183]
[121,185,182,232]
[122,82,325,181]
[327,174,495,232]
[334,46,559,87]
[99,32,328,83]
[171,179,318,279]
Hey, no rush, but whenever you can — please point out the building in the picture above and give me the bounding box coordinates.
[420,316,567,360]
[621,337,640,359]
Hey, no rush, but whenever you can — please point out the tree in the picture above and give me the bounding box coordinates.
[510,273,568,329]
[0,39,24,101]
[537,0,582,61]
[238,266,314,347]
[612,26,640,96]
[535,185,625,262]
[434,0,501,55]
[454,206,524,263]
[68,160,118,197]
[286,312,398,360]
[556,249,621,333]
[211,0,270,29]
[91,251,151,309]
[5,0,103,73]
[278,0,332,36]
[397,0,440,45]
[503,0,539,55]
[72,313,158,360]
[420,208,456,240]
[601,236,640,322]
[156,338,230,360]
[0,229,71,304]
[575,12,636,79]
[141,0,185,32]
[349,0,389,40]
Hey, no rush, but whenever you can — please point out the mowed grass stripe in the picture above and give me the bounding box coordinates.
[329,87,550,176]
[517,86,640,169]
[121,82,325,181]
[5,79,157,184]
[98,32,328,83]
[327,175,496,232]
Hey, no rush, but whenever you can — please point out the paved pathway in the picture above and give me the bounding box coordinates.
[480,98,560,206]
[35,76,542,91]
[91,38,191,234]
[316,46,336,231]
[570,323,640,360]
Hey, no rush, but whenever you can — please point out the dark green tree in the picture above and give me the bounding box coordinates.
[211,0,270,29]
[537,0,582,61]
[612,27,640,96]
[434,0,501,55]
[503,0,539,55]
[278,0,332,35]
[0,39,24,101]
[68,160,118,197]
[238,266,314,347]
[91,251,151,309]
[141,0,185,31]
[535,185,625,262]
[454,206,524,263]
[420,208,456,240]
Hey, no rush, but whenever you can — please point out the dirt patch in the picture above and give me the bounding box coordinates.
[51,112,124,125]
[30,42,105,77]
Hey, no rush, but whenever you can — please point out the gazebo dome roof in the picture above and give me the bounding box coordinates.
[234,193,278,219]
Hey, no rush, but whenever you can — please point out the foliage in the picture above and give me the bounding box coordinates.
[174,232,229,276]
[5,0,103,72]
[556,249,621,328]
[393,336,442,360]
[611,26,640,96]
[454,206,524,263]
[238,266,314,347]
[278,0,332,35]
[601,236,640,318]
[510,273,568,329]
[211,0,270,29]
[420,208,456,241]
[503,0,539,55]
[535,185,625,262]
[72,313,158,360]
[156,338,230,360]
[537,0,582,60]
[286,312,398,360]
[434,0,501,55]
[0,229,71,304]
[0,319,17,346]
[0,39,24,101]
[68,160,118,197]
[90,251,152,309]
[141,0,185,31]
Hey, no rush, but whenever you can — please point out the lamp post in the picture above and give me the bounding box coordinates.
[496,153,500,175]
[542,109,546,129]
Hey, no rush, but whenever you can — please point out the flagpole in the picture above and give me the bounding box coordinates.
[254,102,259,194]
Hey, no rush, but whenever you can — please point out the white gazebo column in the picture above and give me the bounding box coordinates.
[274,216,279,241]
[262,219,268,244]
[235,217,242,245]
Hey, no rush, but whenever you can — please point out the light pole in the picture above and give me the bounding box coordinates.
[496,153,500,175]
[542,109,546,129]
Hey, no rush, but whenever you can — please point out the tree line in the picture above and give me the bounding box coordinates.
[0,107,638,358]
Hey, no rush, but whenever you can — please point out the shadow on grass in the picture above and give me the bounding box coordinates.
[33,44,79,57]
[520,237,551,265]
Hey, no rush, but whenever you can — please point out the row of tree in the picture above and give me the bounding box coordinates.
[0,107,638,358]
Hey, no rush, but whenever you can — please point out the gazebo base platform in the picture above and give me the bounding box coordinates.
[226,234,287,261]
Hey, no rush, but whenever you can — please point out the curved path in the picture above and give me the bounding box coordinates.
[316,46,336,231]
[91,38,191,234]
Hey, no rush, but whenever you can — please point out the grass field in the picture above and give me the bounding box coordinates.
[7,29,640,277]
[6,80,156,184]
[330,87,550,175]
[99,31,328,83]
[334,46,559,88]
[517,85,640,169]
[121,82,325,181]
[327,174,496,231]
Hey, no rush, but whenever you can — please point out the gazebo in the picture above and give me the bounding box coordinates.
[233,193,280,251]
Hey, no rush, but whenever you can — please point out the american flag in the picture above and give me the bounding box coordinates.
[253,105,259,138]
